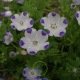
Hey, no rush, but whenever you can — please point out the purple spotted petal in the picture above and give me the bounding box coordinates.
[52,12,56,16]
[11,25,16,30]
[19,40,25,47]
[28,51,36,55]
[41,30,47,36]
[40,19,45,24]
[75,13,79,18]
[59,31,65,37]
[23,12,27,16]
[11,15,15,19]
[22,68,29,77]
[63,19,68,24]
[30,19,34,25]
[44,44,49,50]
[26,28,32,34]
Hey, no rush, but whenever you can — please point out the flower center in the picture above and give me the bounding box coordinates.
[33,41,38,45]
[20,21,24,25]
[51,24,57,29]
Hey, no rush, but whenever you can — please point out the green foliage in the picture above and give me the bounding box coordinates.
[0,0,80,80]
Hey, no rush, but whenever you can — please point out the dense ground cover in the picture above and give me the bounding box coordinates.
[0,0,80,80]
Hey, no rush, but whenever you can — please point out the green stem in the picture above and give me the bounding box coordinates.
[32,61,48,76]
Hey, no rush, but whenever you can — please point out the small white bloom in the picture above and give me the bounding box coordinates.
[4,10,12,17]
[20,50,27,55]
[3,31,13,45]
[75,11,80,25]
[19,28,49,55]
[40,12,68,37]
[10,12,34,31]
[22,67,41,80]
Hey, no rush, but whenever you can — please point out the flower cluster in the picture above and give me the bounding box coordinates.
[22,67,48,80]
[9,12,68,55]
[1,0,80,80]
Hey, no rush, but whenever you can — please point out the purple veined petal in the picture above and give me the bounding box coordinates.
[40,17,48,26]
[30,19,34,25]
[28,51,36,55]
[22,67,29,77]
[48,12,57,18]
[25,28,32,34]
[11,15,15,19]
[75,12,79,18]
[63,19,68,24]
[19,40,25,47]
[40,18,45,24]
[23,12,27,16]
[11,25,16,30]
[44,44,49,50]
[59,31,65,37]
[52,12,56,16]
[41,30,47,36]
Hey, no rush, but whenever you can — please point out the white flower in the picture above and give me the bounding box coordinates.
[10,12,34,31]
[4,10,12,17]
[73,0,80,5]
[40,12,68,37]
[19,28,49,55]
[20,50,27,55]
[22,67,41,80]
[75,11,80,25]
[16,0,24,4]
[3,31,13,45]
[2,0,13,2]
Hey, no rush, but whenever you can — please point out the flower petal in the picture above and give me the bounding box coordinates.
[75,11,80,25]
[35,30,48,43]
[40,42,49,50]
[57,17,68,28]
[48,27,66,37]
[3,32,13,45]
[27,46,38,55]
[48,12,60,23]
[25,28,36,39]
[19,37,31,49]
[22,67,30,77]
